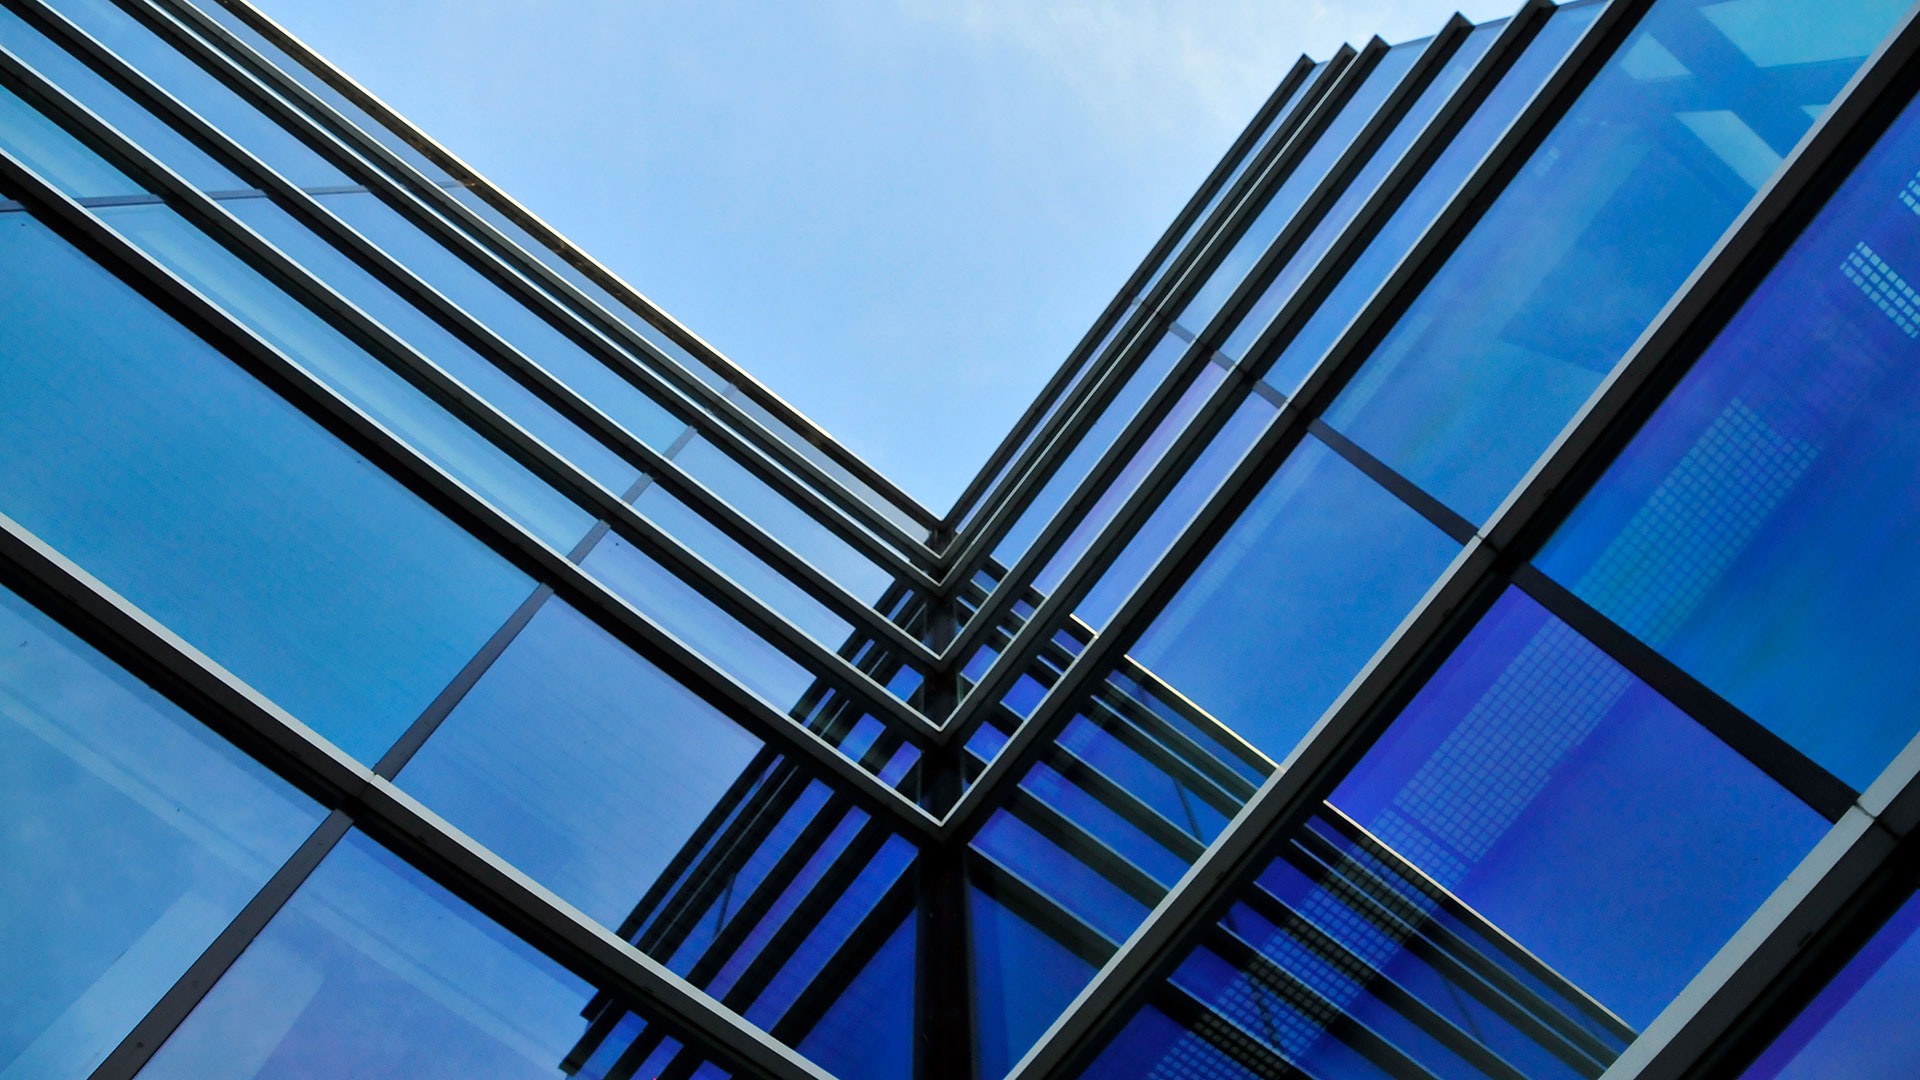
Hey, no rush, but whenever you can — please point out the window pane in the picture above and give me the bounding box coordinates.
[0,209,534,762]
[397,598,767,930]
[1537,88,1920,791]
[1740,889,1920,1080]
[971,884,1099,1080]
[0,584,322,1080]
[1331,588,1825,1028]
[1130,435,1458,758]
[136,829,725,1080]
[1323,0,1905,522]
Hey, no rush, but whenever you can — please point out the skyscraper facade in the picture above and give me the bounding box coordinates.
[3,0,1920,1078]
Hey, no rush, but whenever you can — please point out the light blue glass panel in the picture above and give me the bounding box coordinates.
[313,189,692,454]
[582,531,818,710]
[0,6,242,192]
[43,0,349,187]
[0,82,139,197]
[136,830,705,1080]
[1740,890,1920,1079]
[1264,2,1601,396]
[224,194,641,494]
[1220,24,1502,363]
[675,435,895,603]
[0,209,534,762]
[95,200,595,552]
[398,598,765,930]
[1332,589,1826,1028]
[1130,436,1457,758]
[1076,392,1278,629]
[1179,42,1425,334]
[1325,0,1906,521]
[0,585,321,1080]
[1538,90,1920,790]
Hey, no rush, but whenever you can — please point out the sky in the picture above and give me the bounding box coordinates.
[252,0,1517,513]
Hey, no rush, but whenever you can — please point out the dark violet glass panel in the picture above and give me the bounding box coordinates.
[397,598,765,930]
[796,913,917,1080]
[582,532,818,711]
[675,435,896,604]
[993,331,1189,568]
[0,585,321,1080]
[1076,391,1278,629]
[1033,361,1227,597]
[1538,90,1920,790]
[1137,62,1325,302]
[1332,589,1825,1028]
[312,190,692,454]
[1741,890,1920,1079]
[0,6,242,192]
[136,829,712,1080]
[223,194,642,494]
[1130,436,1457,759]
[1325,0,1906,521]
[1178,42,1425,335]
[42,0,350,187]
[971,885,1099,1080]
[0,208,533,762]
[1220,23,1502,364]
[632,483,853,650]
[93,200,595,552]
[1264,2,1601,395]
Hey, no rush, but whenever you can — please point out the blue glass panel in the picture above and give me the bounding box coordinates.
[1221,24,1503,363]
[223,195,641,494]
[0,6,242,191]
[313,189,692,453]
[44,0,349,187]
[797,914,917,1080]
[1077,391,1278,629]
[1130,436,1457,758]
[1034,361,1227,596]
[136,830,711,1080]
[994,331,1189,567]
[742,833,916,1027]
[582,532,818,710]
[698,808,864,996]
[1075,1004,1259,1080]
[971,885,1098,1080]
[971,810,1147,943]
[0,82,140,197]
[0,585,321,1080]
[94,200,595,552]
[665,780,836,976]
[1538,90,1920,790]
[0,208,533,761]
[1325,0,1905,521]
[1021,762,1190,887]
[1179,43,1425,334]
[1264,3,1602,395]
[1741,890,1920,1079]
[397,598,765,929]
[1055,713,1230,843]
[1170,946,1397,1080]
[724,386,931,542]
[633,483,853,650]
[1331,589,1825,1027]
[675,435,895,603]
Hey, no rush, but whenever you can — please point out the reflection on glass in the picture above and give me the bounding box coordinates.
[0,83,142,198]
[1130,436,1457,758]
[137,829,714,1080]
[1333,589,1823,1027]
[1740,890,1920,1079]
[0,585,321,1080]
[1324,0,1905,521]
[398,598,765,930]
[1538,89,1920,791]
[0,208,534,762]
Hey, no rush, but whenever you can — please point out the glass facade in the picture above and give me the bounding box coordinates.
[3,1,1918,1080]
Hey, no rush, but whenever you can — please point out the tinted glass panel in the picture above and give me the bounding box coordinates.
[1538,89,1920,790]
[0,585,321,1080]
[0,209,533,761]
[397,598,766,930]
[1332,589,1825,1027]
[1324,0,1905,521]
[1740,890,1920,1079]
[1130,436,1458,758]
[137,829,723,1080]
[971,885,1099,1080]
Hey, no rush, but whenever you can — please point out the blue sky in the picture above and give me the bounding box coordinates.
[253,0,1513,512]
